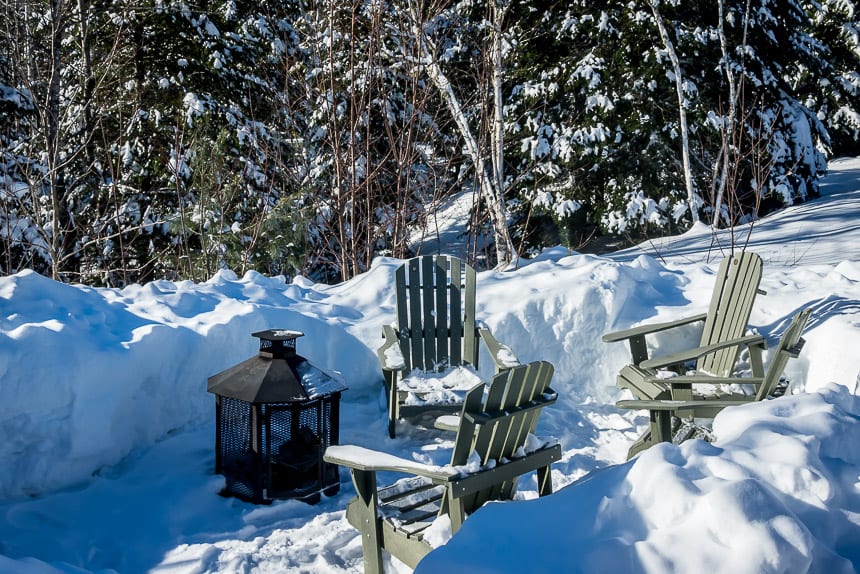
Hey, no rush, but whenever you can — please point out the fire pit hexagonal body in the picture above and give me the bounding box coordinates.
[207,330,347,504]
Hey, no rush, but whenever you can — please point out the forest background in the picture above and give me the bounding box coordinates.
[1,0,858,286]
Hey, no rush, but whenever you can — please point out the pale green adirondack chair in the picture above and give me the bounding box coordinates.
[603,251,765,403]
[378,255,518,437]
[616,308,810,459]
[324,361,560,574]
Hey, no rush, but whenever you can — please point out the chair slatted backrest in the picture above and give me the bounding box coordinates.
[754,308,811,401]
[449,361,555,514]
[697,251,763,375]
[395,255,477,372]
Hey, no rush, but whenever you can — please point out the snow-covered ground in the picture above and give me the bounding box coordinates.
[0,158,858,573]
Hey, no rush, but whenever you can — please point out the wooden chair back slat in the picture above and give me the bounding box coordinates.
[435,256,450,367]
[449,257,465,366]
[407,258,424,369]
[421,255,437,368]
[461,262,476,366]
[395,265,410,370]
[449,384,485,467]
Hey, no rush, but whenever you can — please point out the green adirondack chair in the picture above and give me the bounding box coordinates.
[616,308,810,459]
[603,251,765,402]
[378,254,519,437]
[324,361,560,574]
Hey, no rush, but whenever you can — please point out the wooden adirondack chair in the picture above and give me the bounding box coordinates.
[616,308,811,459]
[324,361,560,574]
[378,255,519,437]
[603,251,765,398]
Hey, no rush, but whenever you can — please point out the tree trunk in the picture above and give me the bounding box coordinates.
[649,0,699,225]
[713,0,753,231]
[47,0,73,280]
[409,6,515,267]
[490,0,516,266]
[77,0,97,173]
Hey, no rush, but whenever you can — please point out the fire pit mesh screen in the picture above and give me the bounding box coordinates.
[217,395,340,503]
[267,399,339,499]
[259,336,296,354]
[218,396,256,500]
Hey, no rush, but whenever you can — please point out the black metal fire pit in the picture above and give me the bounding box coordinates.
[207,330,347,504]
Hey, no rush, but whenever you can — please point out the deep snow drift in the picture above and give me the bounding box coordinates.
[0,158,858,573]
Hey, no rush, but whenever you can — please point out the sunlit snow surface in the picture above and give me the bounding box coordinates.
[0,158,858,573]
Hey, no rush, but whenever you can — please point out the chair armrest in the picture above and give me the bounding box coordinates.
[378,324,406,371]
[640,334,766,370]
[434,415,461,432]
[324,445,457,482]
[448,444,561,499]
[650,375,765,387]
[478,327,520,370]
[602,313,709,343]
[617,397,758,412]
[616,399,702,412]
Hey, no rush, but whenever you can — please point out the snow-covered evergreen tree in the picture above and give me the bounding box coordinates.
[0,0,856,283]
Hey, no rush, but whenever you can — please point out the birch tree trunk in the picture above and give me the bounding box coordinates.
[649,0,699,224]
[408,2,515,267]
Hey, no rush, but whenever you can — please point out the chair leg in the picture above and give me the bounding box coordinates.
[447,489,466,534]
[537,465,553,497]
[670,382,692,401]
[626,429,652,460]
[385,373,398,438]
[650,409,673,444]
[351,470,384,574]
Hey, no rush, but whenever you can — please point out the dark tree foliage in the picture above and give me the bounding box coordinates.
[1,0,857,283]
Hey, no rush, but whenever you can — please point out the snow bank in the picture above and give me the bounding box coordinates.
[417,384,860,574]
[2,248,857,502]
[0,251,758,499]
[0,269,379,499]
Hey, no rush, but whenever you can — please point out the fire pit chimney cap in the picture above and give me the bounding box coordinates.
[253,329,304,342]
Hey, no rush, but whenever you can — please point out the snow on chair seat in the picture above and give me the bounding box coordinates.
[378,255,519,437]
